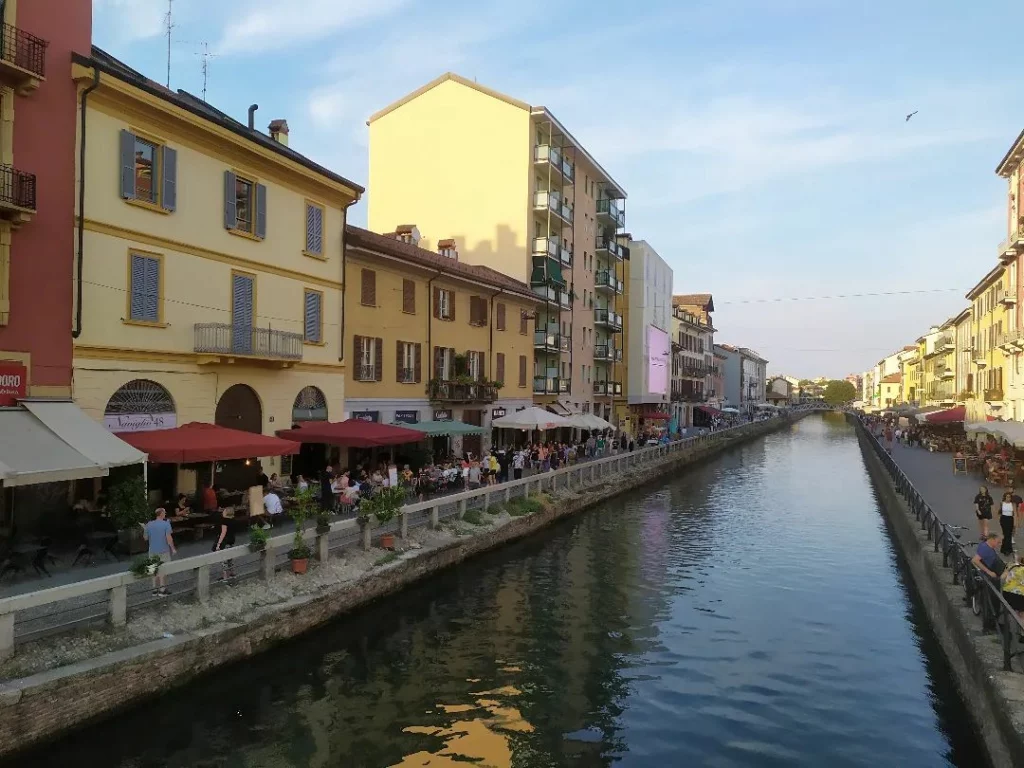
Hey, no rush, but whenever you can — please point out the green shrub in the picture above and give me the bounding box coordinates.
[374,552,400,567]
[249,525,269,552]
[506,497,544,517]
[108,475,149,530]
[486,504,504,516]
[129,554,164,578]
[462,508,485,525]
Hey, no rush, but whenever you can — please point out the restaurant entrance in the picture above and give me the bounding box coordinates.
[462,409,483,457]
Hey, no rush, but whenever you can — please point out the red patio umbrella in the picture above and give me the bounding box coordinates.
[924,405,965,424]
[276,419,423,448]
[116,422,300,463]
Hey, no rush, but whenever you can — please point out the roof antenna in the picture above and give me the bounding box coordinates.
[196,42,219,101]
[164,0,174,88]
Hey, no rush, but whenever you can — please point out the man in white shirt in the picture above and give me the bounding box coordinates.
[263,489,284,529]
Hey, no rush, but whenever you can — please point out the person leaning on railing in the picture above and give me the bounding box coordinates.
[1001,557,1024,644]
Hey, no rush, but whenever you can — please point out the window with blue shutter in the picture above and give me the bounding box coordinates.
[231,273,255,354]
[305,202,323,255]
[304,290,322,343]
[128,253,160,323]
[120,129,177,212]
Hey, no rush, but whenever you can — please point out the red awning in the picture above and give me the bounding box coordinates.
[697,405,722,417]
[276,419,423,448]
[116,422,300,464]
[638,409,671,421]
[925,405,966,424]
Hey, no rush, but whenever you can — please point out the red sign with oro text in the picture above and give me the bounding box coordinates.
[0,362,27,406]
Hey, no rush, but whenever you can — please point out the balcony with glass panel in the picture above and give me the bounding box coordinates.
[595,235,624,261]
[596,198,625,229]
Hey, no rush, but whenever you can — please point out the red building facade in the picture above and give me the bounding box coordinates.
[0,0,92,399]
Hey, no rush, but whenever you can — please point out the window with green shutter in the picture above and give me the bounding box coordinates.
[304,201,324,256]
[303,289,322,343]
[128,253,161,323]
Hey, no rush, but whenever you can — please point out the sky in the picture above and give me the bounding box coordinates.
[94,0,1021,379]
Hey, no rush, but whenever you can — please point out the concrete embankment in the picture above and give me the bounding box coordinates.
[0,415,800,758]
[854,418,1024,768]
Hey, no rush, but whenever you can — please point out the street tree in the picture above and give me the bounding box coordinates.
[823,379,856,406]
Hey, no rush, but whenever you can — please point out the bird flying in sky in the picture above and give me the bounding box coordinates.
[905,110,918,122]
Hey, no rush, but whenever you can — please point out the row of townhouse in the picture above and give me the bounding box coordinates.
[859,126,1024,417]
[0,1,756,519]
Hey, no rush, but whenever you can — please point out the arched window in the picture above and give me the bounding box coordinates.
[293,386,328,422]
[104,379,176,431]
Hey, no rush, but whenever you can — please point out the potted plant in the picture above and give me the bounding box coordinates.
[107,473,149,555]
[249,525,269,553]
[130,554,164,579]
[289,535,312,574]
[359,486,405,550]
[315,511,331,535]
[288,486,317,574]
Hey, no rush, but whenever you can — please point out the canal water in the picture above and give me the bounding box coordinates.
[15,414,985,767]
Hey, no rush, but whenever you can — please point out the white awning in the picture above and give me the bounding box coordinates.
[20,399,146,468]
[0,409,109,486]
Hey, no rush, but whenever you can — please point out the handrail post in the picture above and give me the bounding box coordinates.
[458,499,467,518]
[1003,604,1014,671]
[109,584,127,627]
[361,523,372,551]
[196,564,211,603]
[400,510,409,539]
[0,613,13,661]
[430,504,440,529]
[317,532,330,561]
[262,546,276,580]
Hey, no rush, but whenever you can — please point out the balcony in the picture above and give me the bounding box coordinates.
[999,287,1017,306]
[940,367,955,380]
[533,190,572,225]
[593,344,623,363]
[594,308,623,331]
[937,333,954,351]
[557,289,572,310]
[0,23,47,94]
[533,376,569,395]
[985,388,1004,402]
[531,257,566,288]
[534,330,569,354]
[596,198,625,229]
[0,164,36,225]
[974,354,988,368]
[593,381,622,396]
[595,236,624,261]
[194,323,303,365]
[998,331,1017,352]
[428,380,498,403]
[1000,220,1024,261]
[594,270,623,294]
[532,235,573,267]
[398,367,416,384]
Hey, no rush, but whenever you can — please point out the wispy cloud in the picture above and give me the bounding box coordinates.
[218,0,411,55]
[94,0,169,43]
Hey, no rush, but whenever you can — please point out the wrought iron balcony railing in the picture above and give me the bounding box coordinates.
[194,323,303,362]
[428,380,497,403]
[0,22,47,80]
[0,164,36,210]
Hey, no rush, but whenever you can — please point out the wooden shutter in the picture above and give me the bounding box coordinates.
[161,146,177,212]
[414,343,422,383]
[223,171,237,229]
[519,355,527,386]
[119,130,136,199]
[353,335,363,376]
[432,287,441,319]
[305,203,323,254]
[361,269,376,306]
[497,303,506,331]
[129,254,145,320]
[519,309,527,335]
[231,273,254,354]
[396,340,403,382]
[496,352,505,385]
[468,297,478,325]
[255,183,268,239]
[303,290,321,343]
[142,257,159,322]
[448,292,455,322]
[374,337,383,381]
[403,279,415,314]
[434,346,443,379]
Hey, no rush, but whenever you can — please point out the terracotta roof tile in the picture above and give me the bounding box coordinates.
[881,373,902,384]
[673,293,714,312]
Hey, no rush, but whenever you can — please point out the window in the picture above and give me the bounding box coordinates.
[434,346,455,379]
[304,201,324,256]
[519,355,527,387]
[519,309,528,335]
[127,252,161,324]
[303,289,322,343]
[434,288,454,320]
[353,335,382,381]
[402,279,416,314]
[396,341,421,384]
[497,303,506,331]
[119,130,176,211]
[223,170,266,239]
[496,352,505,385]
[469,296,488,326]
[361,269,376,307]
[467,350,485,381]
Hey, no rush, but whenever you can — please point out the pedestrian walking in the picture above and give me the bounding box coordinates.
[512,448,525,480]
[883,424,894,454]
[974,485,994,539]
[1000,490,1016,556]
[143,507,176,597]
[212,507,238,582]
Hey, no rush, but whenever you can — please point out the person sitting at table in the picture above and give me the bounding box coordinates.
[269,472,281,489]
[173,493,191,519]
[295,473,309,492]
[262,488,284,529]
[202,482,219,515]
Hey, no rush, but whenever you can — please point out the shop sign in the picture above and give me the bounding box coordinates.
[104,413,177,433]
[394,410,419,424]
[433,409,453,422]
[352,410,379,422]
[0,362,27,406]
[491,407,507,419]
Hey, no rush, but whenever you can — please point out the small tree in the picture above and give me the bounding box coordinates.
[288,487,317,560]
[823,379,857,406]
[107,474,148,530]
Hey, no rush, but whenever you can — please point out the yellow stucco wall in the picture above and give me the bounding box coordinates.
[345,249,535,402]
[367,79,532,283]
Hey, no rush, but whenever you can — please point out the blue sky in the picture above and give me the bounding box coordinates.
[94,0,1020,378]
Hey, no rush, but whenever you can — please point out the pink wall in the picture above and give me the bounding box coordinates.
[1,1,92,389]
[647,326,668,396]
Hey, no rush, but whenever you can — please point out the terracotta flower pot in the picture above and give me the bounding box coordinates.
[380,533,396,550]
[291,557,308,575]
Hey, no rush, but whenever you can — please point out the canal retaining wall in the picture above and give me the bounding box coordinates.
[0,414,805,758]
[854,419,1024,768]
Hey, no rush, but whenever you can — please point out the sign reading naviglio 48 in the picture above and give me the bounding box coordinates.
[0,362,27,406]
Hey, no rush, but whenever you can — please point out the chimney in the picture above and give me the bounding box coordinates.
[437,238,458,260]
[394,224,421,247]
[268,119,289,146]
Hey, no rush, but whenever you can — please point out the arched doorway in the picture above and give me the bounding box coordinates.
[104,379,176,432]
[292,386,328,423]
[216,384,262,434]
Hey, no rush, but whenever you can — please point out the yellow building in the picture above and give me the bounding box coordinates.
[879,373,901,408]
[71,48,361,479]
[367,73,627,420]
[344,225,539,455]
[996,132,1024,419]
[967,263,1012,418]
[925,318,957,406]
[898,346,920,404]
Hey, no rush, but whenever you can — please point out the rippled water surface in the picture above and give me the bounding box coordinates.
[19,414,986,767]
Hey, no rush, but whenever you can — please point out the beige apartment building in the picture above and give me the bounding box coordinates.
[367,73,627,418]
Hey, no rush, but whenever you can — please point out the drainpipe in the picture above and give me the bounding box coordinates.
[488,289,503,381]
[426,269,443,385]
[72,66,101,339]
[339,210,349,362]
[247,104,259,130]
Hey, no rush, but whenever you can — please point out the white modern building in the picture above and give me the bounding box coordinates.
[626,239,673,422]
[739,348,769,411]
